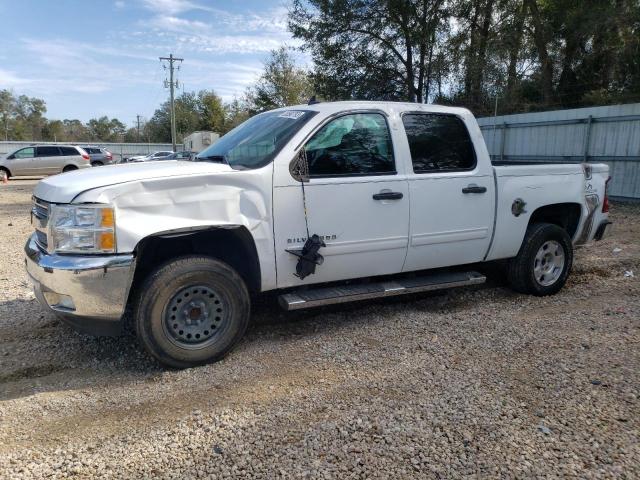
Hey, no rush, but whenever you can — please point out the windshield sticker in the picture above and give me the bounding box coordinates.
[278,111,306,119]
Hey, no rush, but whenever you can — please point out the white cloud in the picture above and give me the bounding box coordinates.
[114,0,125,9]
[140,0,215,15]
[148,15,209,31]
[17,38,158,97]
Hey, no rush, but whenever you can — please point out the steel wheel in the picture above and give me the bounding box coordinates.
[533,240,565,286]
[162,285,228,350]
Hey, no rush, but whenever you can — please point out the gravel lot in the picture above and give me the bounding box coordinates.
[0,179,638,478]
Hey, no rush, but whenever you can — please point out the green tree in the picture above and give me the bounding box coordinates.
[42,119,64,142]
[197,90,226,133]
[246,47,313,112]
[224,97,251,133]
[289,0,449,102]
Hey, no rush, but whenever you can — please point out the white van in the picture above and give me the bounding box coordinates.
[0,145,91,177]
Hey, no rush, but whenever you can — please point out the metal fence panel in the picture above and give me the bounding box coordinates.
[0,141,176,163]
[477,103,640,199]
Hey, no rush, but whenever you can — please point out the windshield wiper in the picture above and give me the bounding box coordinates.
[195,155,227,164]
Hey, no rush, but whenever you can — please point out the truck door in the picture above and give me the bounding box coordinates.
[400,112,495,271]
[273,111,410,288]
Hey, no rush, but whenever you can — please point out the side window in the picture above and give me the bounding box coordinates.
[60,146,79,155]
[305,113,395,177]
[402,114,476,173]
[12,147,35,159]
[36,146,61,157]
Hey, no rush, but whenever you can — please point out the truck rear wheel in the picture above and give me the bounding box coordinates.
[507,222,573,296]
[135,256,250,368]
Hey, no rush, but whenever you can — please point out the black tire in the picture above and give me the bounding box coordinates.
[135,256,250,368]
[507,222,573,296]
[0,167,10,179]
[62,165,78,172]
[91,161,103,167]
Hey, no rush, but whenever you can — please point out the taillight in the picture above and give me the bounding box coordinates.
[106,152,112,159]
[602,176,611,213]
[82,154,90,161]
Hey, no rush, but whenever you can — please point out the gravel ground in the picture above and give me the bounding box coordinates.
[0,179,638,478]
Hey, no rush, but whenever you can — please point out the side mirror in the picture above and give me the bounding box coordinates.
[289,149,310,183]
[7,154,14,160]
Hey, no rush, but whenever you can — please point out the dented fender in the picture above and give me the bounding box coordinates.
[72,165,277,291]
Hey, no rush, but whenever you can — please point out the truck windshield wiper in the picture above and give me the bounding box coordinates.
[195,155,227,164]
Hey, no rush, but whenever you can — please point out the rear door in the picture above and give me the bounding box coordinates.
[401,112,495,271]
[59,146,81,170]
[273,111,410,288]
[35,146,63,174]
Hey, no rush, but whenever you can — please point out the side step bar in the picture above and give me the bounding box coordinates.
[278,271,486,311]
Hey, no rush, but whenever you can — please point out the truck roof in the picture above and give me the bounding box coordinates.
[274,100,473,117]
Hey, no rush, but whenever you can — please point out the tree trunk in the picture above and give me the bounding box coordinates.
[470,0,495,106]
[506,1,526,104]
[525,0,554,105]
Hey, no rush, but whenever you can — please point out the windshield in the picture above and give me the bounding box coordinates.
[195,109,318,169]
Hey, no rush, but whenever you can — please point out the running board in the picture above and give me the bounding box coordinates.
[278,271,486,311]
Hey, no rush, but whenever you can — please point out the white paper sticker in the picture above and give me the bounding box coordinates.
[278,111,305,119]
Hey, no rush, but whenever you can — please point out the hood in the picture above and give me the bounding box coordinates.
[34,160,234,203]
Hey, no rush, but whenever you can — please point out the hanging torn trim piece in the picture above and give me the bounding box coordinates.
[286,234,326,280]
[285,148,326,280]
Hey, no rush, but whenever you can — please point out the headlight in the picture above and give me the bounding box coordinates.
[49,204,116,253]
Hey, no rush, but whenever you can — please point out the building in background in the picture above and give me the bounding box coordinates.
[183,131,219,154]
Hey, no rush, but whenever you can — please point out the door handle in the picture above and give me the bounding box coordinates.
[462,184,487,194]
[372,191,404,200]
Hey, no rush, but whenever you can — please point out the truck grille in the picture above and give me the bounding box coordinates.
[31,197,50,251]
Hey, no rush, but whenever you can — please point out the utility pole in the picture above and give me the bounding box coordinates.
[159,53,183,152]
[136,115,142,142]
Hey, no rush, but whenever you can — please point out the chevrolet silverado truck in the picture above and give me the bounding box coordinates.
[25,101,612,368]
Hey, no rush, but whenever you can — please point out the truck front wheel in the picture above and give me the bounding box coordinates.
[135,256,250,368]
[507,222,573,296]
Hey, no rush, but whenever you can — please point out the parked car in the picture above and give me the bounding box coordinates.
[165,151,196,161]
[0,145,91,177]
[80,146,113,166]
[25,101,612,368]
[122,151,174,163]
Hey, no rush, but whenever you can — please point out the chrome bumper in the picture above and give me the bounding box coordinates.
[24,233,134,332]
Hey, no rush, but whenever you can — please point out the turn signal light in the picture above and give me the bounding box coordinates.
[99,232,115,251]
[100,208,115,228]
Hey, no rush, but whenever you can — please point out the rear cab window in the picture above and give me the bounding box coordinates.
[402,113,476,173]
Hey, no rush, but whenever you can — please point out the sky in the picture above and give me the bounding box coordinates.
[0,0,300,126]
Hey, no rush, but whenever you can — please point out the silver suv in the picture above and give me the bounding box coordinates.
[80,146,113,166]
[0,145,91,177]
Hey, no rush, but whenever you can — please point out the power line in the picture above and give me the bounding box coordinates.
[159,53,184,152]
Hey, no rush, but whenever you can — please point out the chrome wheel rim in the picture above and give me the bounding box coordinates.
[534,240,565,286]
[163,285,227,350]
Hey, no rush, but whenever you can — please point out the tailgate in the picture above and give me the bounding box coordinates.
[580,163,611,243]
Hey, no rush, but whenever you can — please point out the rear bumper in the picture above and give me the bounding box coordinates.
[24,233,134,335]
[594,220,612,241]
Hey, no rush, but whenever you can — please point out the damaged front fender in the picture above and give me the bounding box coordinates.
[72,165,277,291]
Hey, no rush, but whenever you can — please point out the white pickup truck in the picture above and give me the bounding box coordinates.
[25,101,612,368]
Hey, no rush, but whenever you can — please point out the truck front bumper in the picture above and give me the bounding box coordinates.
[24,233,135,336]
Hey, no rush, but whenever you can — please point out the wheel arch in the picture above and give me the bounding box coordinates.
[0,166,11,177]
[527,202,582,240]
[127,225,262,306]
